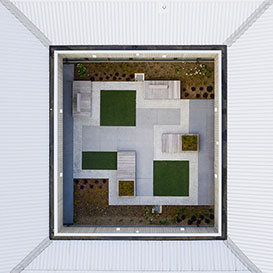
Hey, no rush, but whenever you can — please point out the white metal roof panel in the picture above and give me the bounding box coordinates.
[0,2,49,273]
[228,3,273,273]
[24,241,249,272]
[12,0,261,45]
[23,271,250,273]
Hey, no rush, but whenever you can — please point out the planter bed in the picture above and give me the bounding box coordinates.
[75,61,214,100]
[74,179,214,226]
[119,181,135,196]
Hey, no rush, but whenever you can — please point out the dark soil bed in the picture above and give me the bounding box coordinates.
[74,179,214,226]
[74,62,214,100]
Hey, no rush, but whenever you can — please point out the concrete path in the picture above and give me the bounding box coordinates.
[63,64,74,224]
[189,100,214,205]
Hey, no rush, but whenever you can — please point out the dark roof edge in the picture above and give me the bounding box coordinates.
[224,237,262,273]
[0,0,51,48]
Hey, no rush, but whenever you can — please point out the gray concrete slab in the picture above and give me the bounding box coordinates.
[80,107,182,199]
[136,150,153,179]
[100,127,118,142]
[117,127,137,141]
[100,140,118,151]
[157,108,180,125]
[63,64,74,224]
[135,128,154,180]
[136,179,153,196]
[136,109,158,128]
[82,126,101,151]
[117,140,136,151]
[189,100,214,205]
[136,108,180,128]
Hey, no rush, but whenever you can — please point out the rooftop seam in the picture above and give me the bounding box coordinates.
[224,237,262,273]
[10,237,52,273]
[0,0,51,48]
[224,0,273,47]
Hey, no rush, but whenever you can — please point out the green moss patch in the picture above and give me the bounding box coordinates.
[100,90,136,126]
[153,161,189,196]
[182,135,198,151]
[119,181,135,196]
[82,152,117,170]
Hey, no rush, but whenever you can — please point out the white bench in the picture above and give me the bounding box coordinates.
[117,151,136,197]
[144,80,180,99]
[162,134,182,153]
[117,151,136,182]
[162,134,199,152]
[72,81,91,117]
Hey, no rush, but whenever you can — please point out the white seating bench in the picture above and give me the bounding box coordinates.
[72,81,92,117]
[162,134,182,153]
[162,134,199,153]
[144,80,180,99]
[117,151,136,182]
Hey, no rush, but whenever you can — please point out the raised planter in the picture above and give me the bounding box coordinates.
[182,134,199,151]
[119,180,135,197]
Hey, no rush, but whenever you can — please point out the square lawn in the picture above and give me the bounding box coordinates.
[82,152,117,170]
[100,90,136,126]
[153,161,189,196]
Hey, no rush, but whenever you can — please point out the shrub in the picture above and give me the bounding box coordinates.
[191,215,197,221]
[176,217,182,223]
[77,63,89,78]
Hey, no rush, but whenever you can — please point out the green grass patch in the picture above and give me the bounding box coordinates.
[119,181,135,196]
[82,152,117,170]
[100,90,136,126]
[153,161,189,196]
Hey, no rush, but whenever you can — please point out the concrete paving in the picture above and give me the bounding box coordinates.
[136,108,180,128]
[72,82,213,205]
[189,100,214,205]
[82,108,180,196]
[63,64,74,224]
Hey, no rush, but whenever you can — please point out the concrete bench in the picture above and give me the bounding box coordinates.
[162,134,199,152]
[117,151,136,181]
[72,81,91,117]
[117,151,136,196]
[144,80,180,99]
[162,134,182,153]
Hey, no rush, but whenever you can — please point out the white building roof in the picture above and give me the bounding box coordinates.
[228,2,273,272]
[1,0,273,272]
[23,240,249,272]
[11,0,261,45]
[0,1,49,273]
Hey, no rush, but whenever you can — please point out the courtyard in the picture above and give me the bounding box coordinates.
[62,61,215,226]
